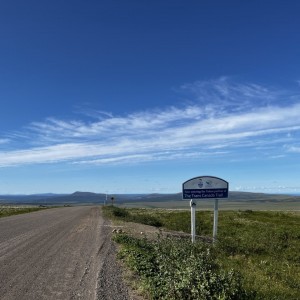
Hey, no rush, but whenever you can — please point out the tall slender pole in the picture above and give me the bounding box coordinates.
[213,198,219,242]
[190,200,196,243]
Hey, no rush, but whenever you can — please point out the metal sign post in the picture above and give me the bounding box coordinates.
[190,200,196,243]
[213,198,218,242]
[182,176,228,243]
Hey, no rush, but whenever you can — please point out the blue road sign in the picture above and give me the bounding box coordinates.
[182,176,228,199]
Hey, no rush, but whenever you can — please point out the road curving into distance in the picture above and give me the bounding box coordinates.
[0,206,131,300]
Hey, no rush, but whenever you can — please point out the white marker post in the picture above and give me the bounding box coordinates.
[213,198,219,242]
[190,200,196,243]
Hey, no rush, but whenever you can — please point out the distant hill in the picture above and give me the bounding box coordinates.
[0,191,299,206]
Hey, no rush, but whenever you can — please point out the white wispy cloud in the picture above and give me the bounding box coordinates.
[285,145,300,153]
[72,150,228,166]
[0,139,10,145]
[1,78,300,167]
[180,77,279,111]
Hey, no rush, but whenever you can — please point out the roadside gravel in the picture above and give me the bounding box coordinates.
[0,206,136,300]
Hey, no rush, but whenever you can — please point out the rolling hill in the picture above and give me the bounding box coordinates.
[0,191,300,207]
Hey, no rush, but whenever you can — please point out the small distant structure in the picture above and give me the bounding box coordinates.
[111,196,115,206]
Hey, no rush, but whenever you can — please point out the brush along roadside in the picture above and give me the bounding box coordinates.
[103,206,255,299]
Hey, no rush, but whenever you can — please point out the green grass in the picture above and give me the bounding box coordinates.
[104,206,300,299]
[103,205,163,227]
[216,211,300,300]
[0,206,48,218]
[118,200,300,210]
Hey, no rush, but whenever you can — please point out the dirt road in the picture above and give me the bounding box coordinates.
[0,206,131,300]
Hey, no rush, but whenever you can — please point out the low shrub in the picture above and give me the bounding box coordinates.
[114,233,255,300]
[106,207,300,299]
[102,205,162,227]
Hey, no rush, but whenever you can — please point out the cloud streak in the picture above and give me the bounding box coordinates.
[0,139,10,145]
[1,78,300,167]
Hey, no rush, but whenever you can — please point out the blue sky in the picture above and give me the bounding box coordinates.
[1,0,300,194]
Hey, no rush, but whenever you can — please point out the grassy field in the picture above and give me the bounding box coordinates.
[104,206,300,299]
[0,206,48,218]
[118,200,300,210]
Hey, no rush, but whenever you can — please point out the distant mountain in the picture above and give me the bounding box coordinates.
[0,191,299,206]
[228,191,300,202]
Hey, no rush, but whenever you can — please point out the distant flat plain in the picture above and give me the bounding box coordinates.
[119,200,300,210]
[1,191,299,211]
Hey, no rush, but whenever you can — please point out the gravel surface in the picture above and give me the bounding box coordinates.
[0,206,133,300]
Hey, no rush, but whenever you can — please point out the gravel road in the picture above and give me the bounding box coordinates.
[0,206,132,300]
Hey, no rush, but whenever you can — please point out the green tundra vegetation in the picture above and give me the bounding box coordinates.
[0,206,47,218]
[103,206,300,300]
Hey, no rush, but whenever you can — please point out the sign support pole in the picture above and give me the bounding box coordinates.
[190,200,196,243]
[213,198,219,242]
